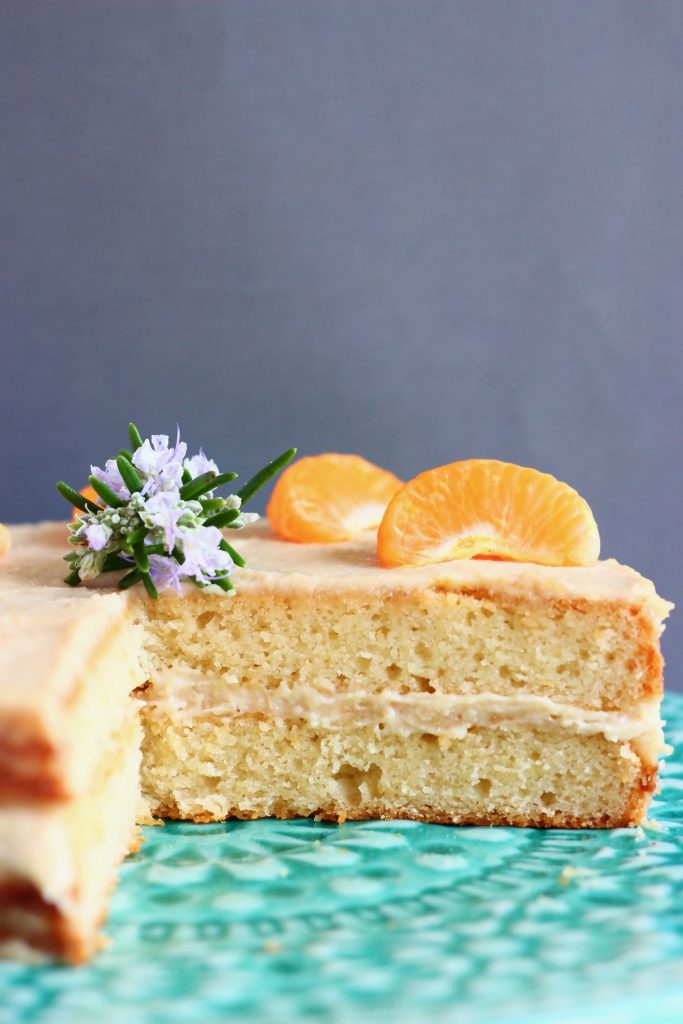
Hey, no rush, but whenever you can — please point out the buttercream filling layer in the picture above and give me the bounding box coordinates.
[144,670,664,758]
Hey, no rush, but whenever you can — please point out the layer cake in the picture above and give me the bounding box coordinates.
[0,518,672,961]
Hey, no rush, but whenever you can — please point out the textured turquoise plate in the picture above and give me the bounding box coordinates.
[3,695,683,1024]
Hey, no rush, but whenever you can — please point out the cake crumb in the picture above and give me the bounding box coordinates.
[560,866,596,886]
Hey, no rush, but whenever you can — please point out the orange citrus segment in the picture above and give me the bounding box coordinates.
[71,485,100,523]
[267,454,403,543]
[377,459,600,568]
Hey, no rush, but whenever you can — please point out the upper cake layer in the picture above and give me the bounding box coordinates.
[140,523,671,714]
[0,521,673,727]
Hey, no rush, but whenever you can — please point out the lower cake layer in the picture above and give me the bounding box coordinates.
[140,714,655,828]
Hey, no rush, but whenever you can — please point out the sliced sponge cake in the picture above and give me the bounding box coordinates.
[0,520,672,961]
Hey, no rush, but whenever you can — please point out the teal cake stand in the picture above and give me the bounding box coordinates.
[2,694,683,1024]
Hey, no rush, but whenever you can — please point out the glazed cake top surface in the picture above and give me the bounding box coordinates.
[0,525,130,710]
[0,519,672,616]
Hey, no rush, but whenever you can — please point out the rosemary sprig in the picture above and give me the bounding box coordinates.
[56,424,296,598]
[210,576,234,593]
[142,572,159,600]
[123,525,148,551]
[219,538,246,567]
[116,454,143,494]
[56,481,99,514]
[88,474,125,509]
[102,553,133,572]
[118,567,143,590]
[128,422,143,451]
[204,508,241,529]
[180,470,238,502]
[237,448,297,505]
[133,539,150,573]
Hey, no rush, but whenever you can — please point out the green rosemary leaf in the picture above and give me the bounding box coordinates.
[102,554,133,572]
[116,455,143,494]
[56,481,99,514]
[140,543,166,556]
[179,471,216,500]
[118,448,133,461]
[124,526,148,550]
[199,498,224,514]
[133,540,150,572]
[118,568,142,590]
[237,448,297,505]
[128,422,143,451]
[190,576,207,589]
[142,572,159,600]
[211,576,234,593]
[180,470,238,502]
[204,508,241,529]
[208,471,238,491]
[182,468,192,485]
[88,475,124,509]
[63,569,81,587]
[219,539,246,567]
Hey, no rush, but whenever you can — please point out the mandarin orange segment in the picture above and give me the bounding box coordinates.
[377,459,600,568]
[71,485,100,523]
[267,454,403,543]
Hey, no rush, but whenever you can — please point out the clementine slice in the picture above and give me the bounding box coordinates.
[377,459,600,568]
[267,454,403,543]
[71,485,100,523]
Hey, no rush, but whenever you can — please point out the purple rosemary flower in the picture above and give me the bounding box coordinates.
[140,491,185,552]
[84,522,111,551]
[90,459,130,501]
[147,554,182,594]
[184,449,219,479]
[132,431,188,495]
[179,525,233,584]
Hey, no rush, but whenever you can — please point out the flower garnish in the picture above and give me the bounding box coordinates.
[57,423,296,599]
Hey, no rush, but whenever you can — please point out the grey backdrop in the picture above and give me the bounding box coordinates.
[1,1,681,687]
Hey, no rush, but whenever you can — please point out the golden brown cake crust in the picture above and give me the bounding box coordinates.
[437,586,666,703]
[153,798,651,830]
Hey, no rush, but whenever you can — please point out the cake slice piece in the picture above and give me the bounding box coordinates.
[0,549,144,962]
[137,523,671,828]
[0,704,141,962]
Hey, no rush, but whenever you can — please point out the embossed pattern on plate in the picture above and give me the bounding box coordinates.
[2,695,683,1023]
